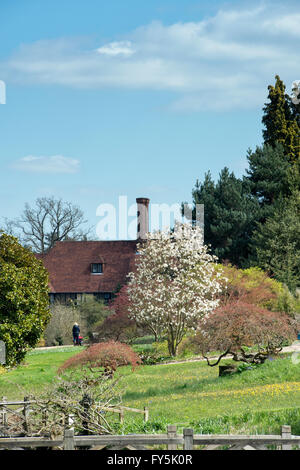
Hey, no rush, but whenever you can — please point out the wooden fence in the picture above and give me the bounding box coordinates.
[0,425,299,450]
[100,405,149,424]
[0,397,149,437]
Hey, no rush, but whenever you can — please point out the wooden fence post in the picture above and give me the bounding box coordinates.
[64,428,75,450]
[167,425,177,450]
[23,396,30,435]
[80,393,92,435]
[42,407,48,431]
[119,410,124,425]
[1,397,7,429]
[144,407,149,423]
[281,425,292,450]
[183,428,194,450]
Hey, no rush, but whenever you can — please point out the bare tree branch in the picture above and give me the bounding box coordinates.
[6,197,92,253]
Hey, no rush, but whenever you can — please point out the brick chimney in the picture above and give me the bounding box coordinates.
[136,197,150,240]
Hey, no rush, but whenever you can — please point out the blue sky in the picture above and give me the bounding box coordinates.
[0,0,299,238]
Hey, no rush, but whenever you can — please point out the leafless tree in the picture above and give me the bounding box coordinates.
[6,196,91,253]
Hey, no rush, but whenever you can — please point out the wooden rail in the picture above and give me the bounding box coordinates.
[0,397,149,434]
[0,425,299,450]
[100,405,149,423]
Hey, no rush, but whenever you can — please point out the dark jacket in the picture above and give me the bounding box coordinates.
[72,325,80,336]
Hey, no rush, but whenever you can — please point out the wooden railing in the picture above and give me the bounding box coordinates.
[100,405,149,424]
[0,425,299,450]
[0,397,149,436]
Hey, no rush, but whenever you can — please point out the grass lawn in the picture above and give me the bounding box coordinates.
[1,347,300,435]
[0,346,84,398]
[116,357,300,434]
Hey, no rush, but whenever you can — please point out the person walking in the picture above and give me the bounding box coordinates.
[72,322,80,346]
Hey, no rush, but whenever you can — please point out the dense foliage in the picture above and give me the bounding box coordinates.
[245,143,292,218]
[215,264,298,314]
[189,168,259,266]
[0,233,50,366]
[262,75,300,164]
[250,193,300,292]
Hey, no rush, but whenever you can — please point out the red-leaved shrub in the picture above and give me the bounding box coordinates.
[187,301,297,365]
[58,341,141,376]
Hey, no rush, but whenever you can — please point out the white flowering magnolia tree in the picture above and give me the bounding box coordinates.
[127,223,222,356]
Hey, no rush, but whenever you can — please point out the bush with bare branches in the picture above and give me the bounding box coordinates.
[1,370,123,440]
[44,302,87,346]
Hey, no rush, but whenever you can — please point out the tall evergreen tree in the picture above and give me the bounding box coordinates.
[191,171,215,248]
[191,168,259,266]
[262,75,300,163]
[250,192,300,292]
[185,75,299,271]
[245,143,291,221]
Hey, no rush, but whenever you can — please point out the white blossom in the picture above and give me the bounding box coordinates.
[127,222,223,355]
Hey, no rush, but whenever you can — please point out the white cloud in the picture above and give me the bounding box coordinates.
[97,41,135,57]
[1,2,300,111]
[12,155,80,174]
[262,14,300,36]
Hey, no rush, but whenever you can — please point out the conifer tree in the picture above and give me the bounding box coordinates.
[262,75,300,163]
[250,192,300,292]
[191,168,259,266]
[245,143,291,221]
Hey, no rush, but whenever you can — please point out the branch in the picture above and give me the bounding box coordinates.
[202,348,231,367]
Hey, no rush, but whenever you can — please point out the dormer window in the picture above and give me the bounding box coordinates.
[91,263,103,274]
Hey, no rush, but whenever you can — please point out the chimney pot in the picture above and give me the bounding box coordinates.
[136,197,150,240]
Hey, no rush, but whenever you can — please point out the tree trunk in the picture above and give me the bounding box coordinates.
[168,340,178,357]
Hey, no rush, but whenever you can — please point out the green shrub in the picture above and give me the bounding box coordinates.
[138,351,167,365]
[152,341,169,356]
[76,296,109,336]
[178,336,199,357]
[136,342,171,365]
[0,233,50,366]
[214,263,297,314]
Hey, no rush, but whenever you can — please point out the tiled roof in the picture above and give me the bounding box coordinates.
[37,240,137,293]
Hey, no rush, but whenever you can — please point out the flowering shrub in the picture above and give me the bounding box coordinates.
[58,341,141,376]
[127,223,222,356]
